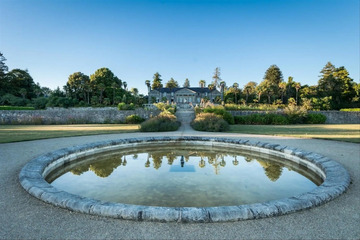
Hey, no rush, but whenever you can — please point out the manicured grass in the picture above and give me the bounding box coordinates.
[0,124,139,143]
[228,124,360,143]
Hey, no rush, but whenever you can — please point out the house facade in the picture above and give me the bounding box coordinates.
[149,87,221,105]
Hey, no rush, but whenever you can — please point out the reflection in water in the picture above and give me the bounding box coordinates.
[49,146,323,207]
[69,150,285,181]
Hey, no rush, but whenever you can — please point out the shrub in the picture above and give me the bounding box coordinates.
[125,114,145,124]
[140,112,180,132]
[304,113,326,124]
[284,104,308,124]
[118,102,136,110]
[203,105,234,124]
[153,102,176,114]
[191,113,229,132]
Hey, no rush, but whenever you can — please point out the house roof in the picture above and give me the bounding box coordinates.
[155,87,219,94]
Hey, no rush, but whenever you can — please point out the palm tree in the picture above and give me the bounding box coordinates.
[295,82,301,105]
[279,82,287,104]
[199,80,206,88]
[208,83,215,91]
[233,82,239,104]
[220,81,226,103]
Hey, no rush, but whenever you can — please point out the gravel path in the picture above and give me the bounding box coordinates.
[0,126,359,239]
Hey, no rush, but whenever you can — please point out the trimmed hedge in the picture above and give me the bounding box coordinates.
[234,113,326,125]
[340,108,360,112]
[0,106,35,110]
[191,113,229,132]
[234,114,289,125]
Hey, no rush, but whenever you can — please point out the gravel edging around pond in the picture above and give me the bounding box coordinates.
[19,136,350,223]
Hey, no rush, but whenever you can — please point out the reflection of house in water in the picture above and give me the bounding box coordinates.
[149,87,221,105]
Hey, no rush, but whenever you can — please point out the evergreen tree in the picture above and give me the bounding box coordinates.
[183,78,190,87]
[261,65,284,103]
[212,67,221,89]
[165,78,179,89]
[152,72,163,89]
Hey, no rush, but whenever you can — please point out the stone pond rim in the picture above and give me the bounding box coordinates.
[19,136,350,223]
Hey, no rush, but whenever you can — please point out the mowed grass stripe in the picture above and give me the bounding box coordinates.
[0,124,139,143]
[228,124,360,143]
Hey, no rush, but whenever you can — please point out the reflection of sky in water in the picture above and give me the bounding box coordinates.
[49,148,321,207]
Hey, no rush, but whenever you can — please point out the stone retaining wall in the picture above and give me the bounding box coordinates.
[0,107,160,125]
[228,110,360,124]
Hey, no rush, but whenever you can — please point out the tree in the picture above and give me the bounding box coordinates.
[199,80,206,88]
[67,72,90,101]
[6,69,36,99]
[244,81,257,103]
[90,68,121,104]
[295,82,301,105]
[208,83,215,91]
[111,82,119,105]
[255,82,265,103]
[262,65,284,102]
[130,87,139,96]
[212,67,221,89]
[183,78,190,88]
[19,88,27,99]
[279,82,287,104]
[0,52,8,95]
[152,72,163,90]
[145,80,151,104]
[233,82,239,104]
[0,52,8,76]
[287,76,295,100]
[317,62,356,109]
[165,78,179,89]
[98,83,106,104]
[123,81,127,90]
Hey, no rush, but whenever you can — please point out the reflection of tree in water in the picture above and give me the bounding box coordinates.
[145,154,151,168]
[244,156,254,162]
[150,153,163,170]
[89,155,124,178]
[199,157,206,168]
[166,152,177,165]
[257,160,283,182]
[232,156,239,166]
[70,164,90,176]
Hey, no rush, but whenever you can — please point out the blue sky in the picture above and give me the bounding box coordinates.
[1,0,359,94]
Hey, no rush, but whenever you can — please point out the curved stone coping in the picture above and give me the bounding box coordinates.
[19,136,350,223]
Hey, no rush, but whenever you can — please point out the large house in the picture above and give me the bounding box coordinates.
[148,87,222,105]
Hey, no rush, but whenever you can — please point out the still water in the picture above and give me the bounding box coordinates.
[47,145,323,207]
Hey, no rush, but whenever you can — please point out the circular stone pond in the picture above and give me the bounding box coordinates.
[19,137,350,222]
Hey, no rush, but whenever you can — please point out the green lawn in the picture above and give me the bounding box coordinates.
[228,124,360,143]
[0,124,140,143]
